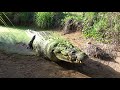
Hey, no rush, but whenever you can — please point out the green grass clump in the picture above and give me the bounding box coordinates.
[35,12,64,29]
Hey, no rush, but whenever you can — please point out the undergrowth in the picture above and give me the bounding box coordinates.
[62,12,120,45]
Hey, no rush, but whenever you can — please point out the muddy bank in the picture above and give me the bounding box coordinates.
[0,50,120,78]
[0,30,119,78]
[56,31,120,78]
[0,52,89,78]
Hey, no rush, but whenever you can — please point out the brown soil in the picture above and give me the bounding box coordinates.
[56,31,120,78]
[0,30,120,78]
[0,52,89,78]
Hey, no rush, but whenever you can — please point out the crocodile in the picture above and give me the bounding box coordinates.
[0,27,88,63]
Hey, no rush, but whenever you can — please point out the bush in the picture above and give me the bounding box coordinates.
[82,12,107,40]
[62,12,120,45]
[61,12,84,26]
[1,12,64,29]
[35,12,64,29]
[15,12,34,26]
[52,12,64,28]
[83,12,120,44]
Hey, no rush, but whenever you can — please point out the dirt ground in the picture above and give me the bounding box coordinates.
[0,52,89,78]
[0,30,120,78]
[56,31,120,78]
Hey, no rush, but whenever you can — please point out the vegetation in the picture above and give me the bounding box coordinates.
[0,12,34,26]
[61,12,84,25]
[62,12,120,44]
[35,12,64,29]
[0,12,119,44]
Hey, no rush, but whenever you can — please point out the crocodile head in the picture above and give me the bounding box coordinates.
[53,43,88,64]
[44,36,88,64]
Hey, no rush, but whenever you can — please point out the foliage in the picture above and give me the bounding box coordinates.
[61,12,84,25]
[0,12,34,26]
[0,12,119,45]
[62,12,120,44]
[35,12,64,29]
[0,12,64,29]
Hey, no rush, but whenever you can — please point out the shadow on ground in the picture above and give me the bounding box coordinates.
[56,57,120,78]
[0,51,120,78]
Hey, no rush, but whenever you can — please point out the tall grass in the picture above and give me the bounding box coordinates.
[35,12,64,29]
[1,12,64,29]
